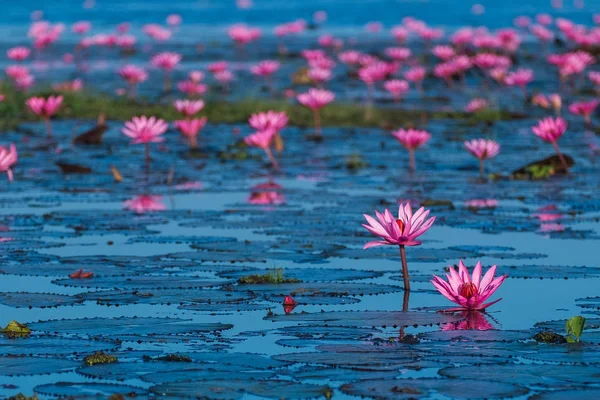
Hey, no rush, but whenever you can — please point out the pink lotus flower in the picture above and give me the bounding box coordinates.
[248,182,285,206]
[532,117,569,172]
[589,71,600,87]
[465,199,498,209]
[174,118,207,148]
[505,68,534,97]
[465,99,488,113]
[189,71,204,83]
[151,52,182,91]
[174,99,204,118]
[363,203,436,291]
[530,25,553,42]
[514,16,531,28]
[251,60,280,77]
[569,100,598,125]
[208,61,228,74]
[297,89,335,138]
[118,65,147,97]
[338,50,362,66]
[244,130,279,170]
[7,47,30,62]
[432,45,455,60]
[0,144,17,182]
[385,47,411,62]
[384,79,409,102]
[166,14,182,26]
[15,75,34,92]
[228,24,261,45]
[122,116,168,172]
[248,111,288,132]
[123,195,165,213]
[72,21,91,34]
[143,24,171,41]
[177,80,208,97]
[431,260,506,311]
[392,129,431,172]
[116,35,136,49]
[25,95,63,137]
[532,94,550,109]
[6,65,30,80]
[464,139,500,177]
[308,68,332,85]
[404,66,426,94]
[434,61,457,87]
[391,26,409,43]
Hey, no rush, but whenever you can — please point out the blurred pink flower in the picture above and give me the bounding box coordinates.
[0,144,17,182]
[123,195,165,213]
[7,47,30,61]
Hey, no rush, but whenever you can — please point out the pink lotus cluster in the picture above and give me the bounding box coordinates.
[7,47,30,62]
[505,68,534,97]
[245,111,289,169]
[432,261,506,311]
[228,24,261,45]
[384,79,409,101]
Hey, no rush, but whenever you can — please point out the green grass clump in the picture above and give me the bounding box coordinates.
[238,267,300,284]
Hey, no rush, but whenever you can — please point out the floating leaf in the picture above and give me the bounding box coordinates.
[565,316,586,343]
[267,311,463,327]
[0,356,79,376]
[2,321,31,338]
[35,382,147,399]
[84,351,118,366]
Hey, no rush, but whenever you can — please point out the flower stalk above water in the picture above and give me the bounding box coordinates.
[363,203,436,291]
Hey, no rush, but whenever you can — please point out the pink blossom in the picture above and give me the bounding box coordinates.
[385,47,411,62]
[465,99,488,113]
[26,95,62,118]
[174,100,205,117]
[177,80,208,96]
[123,195,165,213]
[166,14,182,26]
[250,60,280,77]
[532,117,567,143]
[432,260,506,311]
[338,50,362,66]
[384,79,409,100]
[118,65,148,85]
[72,21,91,34]
[391,25,409,43]
[464,139,500,160]
[249,111,289,132]
[174,118,207,141]
[363,203,435,248]
[5,65,30,80]
[122,116,168,144]
[297,88,335,111]
[308,68,332,84]
[392,128,431,150]
[569,100,598,124]
[228,24,261,45]
[432,45,455,60]
[0,144,17,182]
[151,52,181,70]
[7,47,30,62]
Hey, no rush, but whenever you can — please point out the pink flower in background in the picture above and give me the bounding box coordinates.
[589,71,600,87]
[432,45,455,60]
[434,61,457,87]
[465,99,488,113]
[385,47,412,62]
[530,25,553,42]
[532,94,551,109]
[404,66,426,94]
[123,195,165,213]
[214,70,234,84]
[208,61,228,74]
[384,79,409,101]
[392,128,431,172]
[174,99,205,117]
[26,95,63,136]
[151,52,181,70]
[72,21,91,34]
[143,24,171,41]
[6,65,30,80]
[391,25,409,43]
[174,118,207,148]
[15,75,34,92]
[244,130,279,170]
[465,139,500,177]
[313,10,327,24]
[532,117,570,172]
[569,100,598,125]
[248,111,288,132]
[0,144,17,182]
[118,65,148,85]
[166,14,182,26]
[536,13,553,25]
[7,47,30,61]
[432,260,506,311]
[122,116,168,144]
[338,50,362,66]
[505,68,534,97]
[116,35,136,49]
[297,89,335,137]
[514,16,531,28]
[248,181,285,206]
[228,24,261,45]
[451,28,474,46]
[189,70,204,83]
[297,88,335,111]
[177,80,208,97]
[308,68,332,85]
[251,60,280,77]
[532,117,567,143]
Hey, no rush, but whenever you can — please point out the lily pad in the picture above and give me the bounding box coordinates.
[34,382,147,399]
[0,292,83,308]
[0,337,118,356]
[0,356,80,376]
[267,311,463,327]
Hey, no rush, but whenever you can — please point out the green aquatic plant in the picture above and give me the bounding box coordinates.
[565,315,586,343]
[1,320,31,338]
[238,267,300,284]
[83,351,118,366]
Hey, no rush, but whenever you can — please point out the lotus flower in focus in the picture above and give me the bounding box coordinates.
[431,260,507,311]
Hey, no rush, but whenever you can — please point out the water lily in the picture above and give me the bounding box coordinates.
[431,260,506,311]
